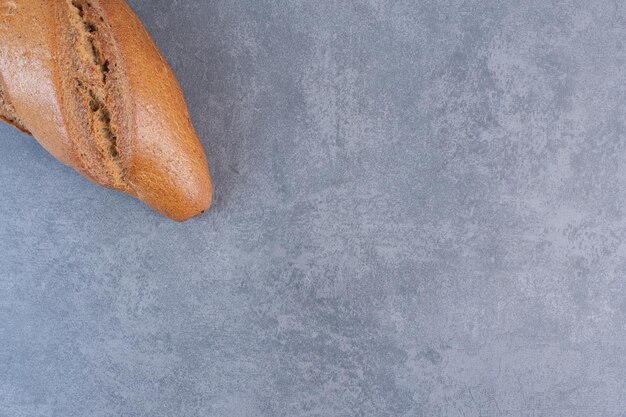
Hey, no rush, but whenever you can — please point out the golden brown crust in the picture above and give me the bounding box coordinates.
[0,0,212,221]
[0,76,29,133]
[0,0,77,168]
[98,0,212,221]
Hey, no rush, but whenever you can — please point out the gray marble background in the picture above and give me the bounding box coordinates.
[1,0,626,416]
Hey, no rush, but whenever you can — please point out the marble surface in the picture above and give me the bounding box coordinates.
[1,0,626,416]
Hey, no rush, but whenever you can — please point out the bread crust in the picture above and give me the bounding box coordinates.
[0,0,212,221]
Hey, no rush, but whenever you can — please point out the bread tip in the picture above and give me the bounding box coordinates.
[155,173,213,222]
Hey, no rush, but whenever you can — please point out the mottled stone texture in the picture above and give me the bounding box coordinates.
[1,0,626,416]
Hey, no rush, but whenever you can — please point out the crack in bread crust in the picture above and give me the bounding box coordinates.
[57,0,134,190]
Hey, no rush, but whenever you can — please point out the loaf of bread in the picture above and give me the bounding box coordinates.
[0,0,212,221]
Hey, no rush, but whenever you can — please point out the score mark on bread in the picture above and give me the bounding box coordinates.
[60,0,130,189]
